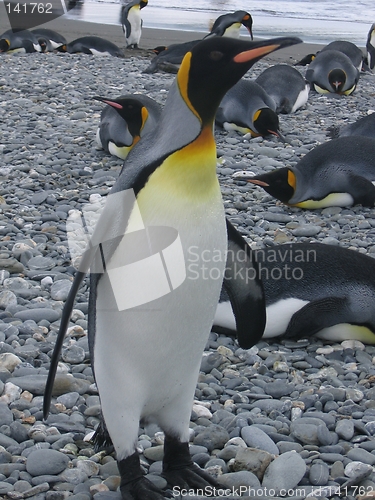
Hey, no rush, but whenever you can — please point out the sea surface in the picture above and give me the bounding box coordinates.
[62,0,375,46]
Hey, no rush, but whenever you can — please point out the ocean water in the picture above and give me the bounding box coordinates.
[64,0,375,46]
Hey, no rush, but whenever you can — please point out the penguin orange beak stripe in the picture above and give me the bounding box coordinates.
[247,179,269,187]
[234,44,280,63]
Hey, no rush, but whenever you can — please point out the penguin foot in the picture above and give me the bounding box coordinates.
[118,453,167,500]
[161,435,219,493]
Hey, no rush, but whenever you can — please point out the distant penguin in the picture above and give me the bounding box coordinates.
[328,112,375,139]
[61,36,124,57]
[0,29,42,53]
[94,94,162,160]
[31,28,67,52]
[214,242,375,344]
[367,23,375,71]
[43,35,301,500]
[121,0,148,48]
[305,49,360,95]
[143,40,201,74]
[205,10,253,39]
[255,64,309,114]
[235,136,375,208]
[216,79,285,140]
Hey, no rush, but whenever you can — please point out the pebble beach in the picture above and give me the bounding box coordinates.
[1,12,375,500]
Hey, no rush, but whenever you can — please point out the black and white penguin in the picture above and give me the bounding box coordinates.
[236,136,375,208]
[31,28,67,52]
[206,10,253,39]
[143,10,253,73]
[94,94,162,160]
[367,23,375,71]
[214,242,375,344]
[121,0,148,49]
[255,64,310,114]
[328,112,375,139]
[0,29,42,53]
[305,49,360,95]
[43,35,301,500]
[321,40,364,71]
[60,36,124,57]
[216,79,285,140]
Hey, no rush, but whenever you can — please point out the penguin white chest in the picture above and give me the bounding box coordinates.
[126,7,142,46]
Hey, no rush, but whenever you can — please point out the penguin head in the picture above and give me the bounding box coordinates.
[240,12,253,40]
[152,45,167,55]
[140,0,147,8]
[240,167,296,203]
[294,53,316,66]
[0,38,10,52]
[253,108,283,140]
[178,36,302,126]
[328,68,347,93]
[38,38,48,52]
[94,96,148,140]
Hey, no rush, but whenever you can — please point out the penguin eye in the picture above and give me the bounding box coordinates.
[209,50,224,61]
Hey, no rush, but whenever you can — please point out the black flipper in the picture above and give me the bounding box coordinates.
[284,296,350,339]
[347,174,375,206]
[224,219,266,349]
[43,271,86,419]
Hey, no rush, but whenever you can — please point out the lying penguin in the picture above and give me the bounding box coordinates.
[255,64,310,114]
[306,49,360,95]
[31,28,67,52]
[214,242,375,344]
[235,136,375,208]
[94,94,162,160]
[216,79,285,140]
[0,29,42,53]
[297,40,363,72]
[44,35,301,500]
[143,10,253,74]
[60,36,124,57]
[328,112,375,139]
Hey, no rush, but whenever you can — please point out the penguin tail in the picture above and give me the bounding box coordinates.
[327,125,340,139]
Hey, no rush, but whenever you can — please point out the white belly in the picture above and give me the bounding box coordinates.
[126,8,142,46]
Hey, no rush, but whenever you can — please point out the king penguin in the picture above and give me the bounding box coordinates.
[121,0,148,49]
[328,112,375,139]
[367,23,375,71]
[214,242,375,344]
[94,94,162,160]
[0,29,42,53]
[61,36,124,57]
[235,136,375,208]
[305,49,360,95]
[206,10,253,39]
[255,64,310,114]
[216,79,285,140]
[31,28,67,52]
[320,40,364,71]
[43,35,301,499]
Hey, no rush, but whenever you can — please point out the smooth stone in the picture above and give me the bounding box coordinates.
[26,449,69,476]
[335,419,355,440]
[61,345,86,364]
[0,290,17,309]
[233,447,273,480]
[309,462,329,486]
[0,353,21,372]
[262,451,306,493]
[143,445,164,462]
[50,280,72,301]
[218,470,261,489]
[7,374,90,396]
[346,448,375,465]
[240,426,279,454]
[0,403,13,425]
[14,308,60,323]
[0,259,24,274]
[194,425,230,452]
[344,461,373,479]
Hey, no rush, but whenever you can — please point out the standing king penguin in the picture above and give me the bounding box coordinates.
[43,35,300,500]
[121,0,148,48]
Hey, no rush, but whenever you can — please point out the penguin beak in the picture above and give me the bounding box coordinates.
[233,43,283,63]
[246,27,254,40]
[269,130,288,143]
[232,171,270,187]
[93,96,123,109]
[246,178,270,187]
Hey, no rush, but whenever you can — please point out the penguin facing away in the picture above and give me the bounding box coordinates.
[61,36,124,57]
[235,136,375,208]
[255,64,310,114]
[216,79,285,140]
[367,23,375,71]
[43,35,301,500]
[94,94,162,160]
[214,242,375,344]
[306,49,360,95]
[121,0,148,48]
[0,29,42,53]
[328,112,375,139]
[31,28,67,52]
